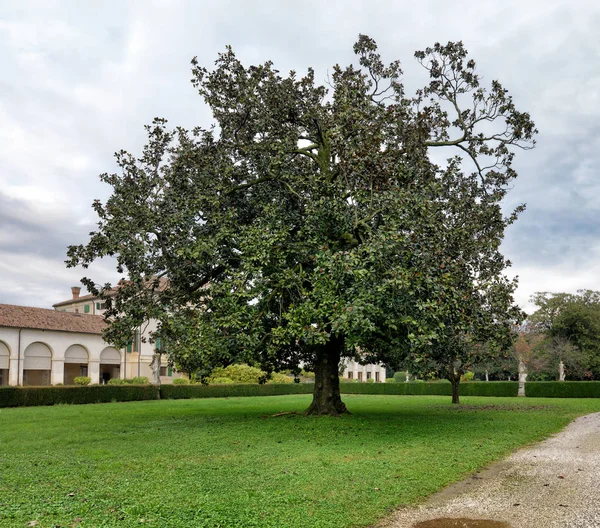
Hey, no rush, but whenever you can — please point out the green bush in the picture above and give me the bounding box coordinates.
[131,376,149,384]
[73,376,91,386]
[525,381,600,398]
[210,377,235,384]
[366,378,375,383]
[393,371,407,383]
[385,378,396,383]
[0,385,159,408]
[107,378,130,385]
[461,371,475,382]
[172,378,189,385]
[268,373,294,384]
[209,364,264,384]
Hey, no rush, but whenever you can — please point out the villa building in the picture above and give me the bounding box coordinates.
[0,285,386,386]
[0,286,181,386]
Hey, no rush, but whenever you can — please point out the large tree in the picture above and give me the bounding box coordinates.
[67,36,536,414]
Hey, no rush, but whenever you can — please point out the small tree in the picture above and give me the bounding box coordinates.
[68,36,535,414]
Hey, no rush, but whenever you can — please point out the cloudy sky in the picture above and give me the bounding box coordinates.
[1,0,598,313]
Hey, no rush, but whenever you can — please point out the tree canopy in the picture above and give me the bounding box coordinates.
[530,290,600,379]
[67,35,536,413]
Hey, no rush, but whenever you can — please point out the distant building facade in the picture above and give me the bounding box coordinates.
[0,286,182,386]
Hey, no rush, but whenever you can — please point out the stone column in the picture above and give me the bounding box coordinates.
[89,360,100,385]
[518,360,527,397]
[352,362,359,381]
[51,359,65,385]
[9,357,19,386]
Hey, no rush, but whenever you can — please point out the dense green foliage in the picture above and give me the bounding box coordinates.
[207,364,293,384]
[525,381,600,398]
[161,382,313,400]
[5,380,599,408]
[67,35,535,413]
[73,376,91,386]
[340,381,518,397]
[529,290,600,379]
[0,385,159,408]
[1,395,598,528]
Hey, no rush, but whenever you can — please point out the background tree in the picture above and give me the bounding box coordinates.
[530,290,600,379]
[67,36,536,415]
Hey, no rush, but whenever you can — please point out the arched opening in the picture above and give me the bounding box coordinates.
[64,345,89,384]
[0,341,9,386]
[100,347,121,384]
[23,342,52,386]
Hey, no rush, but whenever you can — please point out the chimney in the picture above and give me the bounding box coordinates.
[71,286,81,299]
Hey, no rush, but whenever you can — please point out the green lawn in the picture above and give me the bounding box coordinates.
[1,395,599,527]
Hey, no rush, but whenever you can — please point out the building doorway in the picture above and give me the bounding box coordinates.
[23,342,52,386]
[64,345,89,384]
[0,341,9,386]
[100,347,121,383]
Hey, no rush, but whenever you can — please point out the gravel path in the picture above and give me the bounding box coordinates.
[381,412,600,528]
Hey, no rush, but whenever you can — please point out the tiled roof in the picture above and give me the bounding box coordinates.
[52,293,100,307]
[0,304,107,335]
[52,278,169,308]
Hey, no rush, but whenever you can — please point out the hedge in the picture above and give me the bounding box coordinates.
[2,381,599,408]
[160,382,313,400]
[339,381,518,397]
[0,385,159,408]
[525,381,600,398]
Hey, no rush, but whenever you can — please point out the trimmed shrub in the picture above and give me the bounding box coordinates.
[393,371,407,383]
[385,378,396,383]
[525,381,600,398]
[73,376,91,386]
[172,378,189,385]
[339,381,518,397]
[131,376,149,384]
[160,382,314,400]
[0,385,159,408]
[366,378,375,383]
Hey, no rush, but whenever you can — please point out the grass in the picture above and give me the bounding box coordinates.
[1,395,599,527]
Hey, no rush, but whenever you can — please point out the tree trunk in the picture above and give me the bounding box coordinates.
[150,352,162,396]
[518,360,527,397]
[558,360,565,381]
[305,336,349,416]
[450,377,460,404]
[448,368,460,404]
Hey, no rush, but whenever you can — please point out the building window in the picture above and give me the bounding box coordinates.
[96,302,106,310]
[84,304,90,313]
[126,330,141,353]
[80,366,88,377]
[358,372,363,382]
[347,371,353,379]
[375,372,380,382]
[366,371,372,379]
[160,367,167,376]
